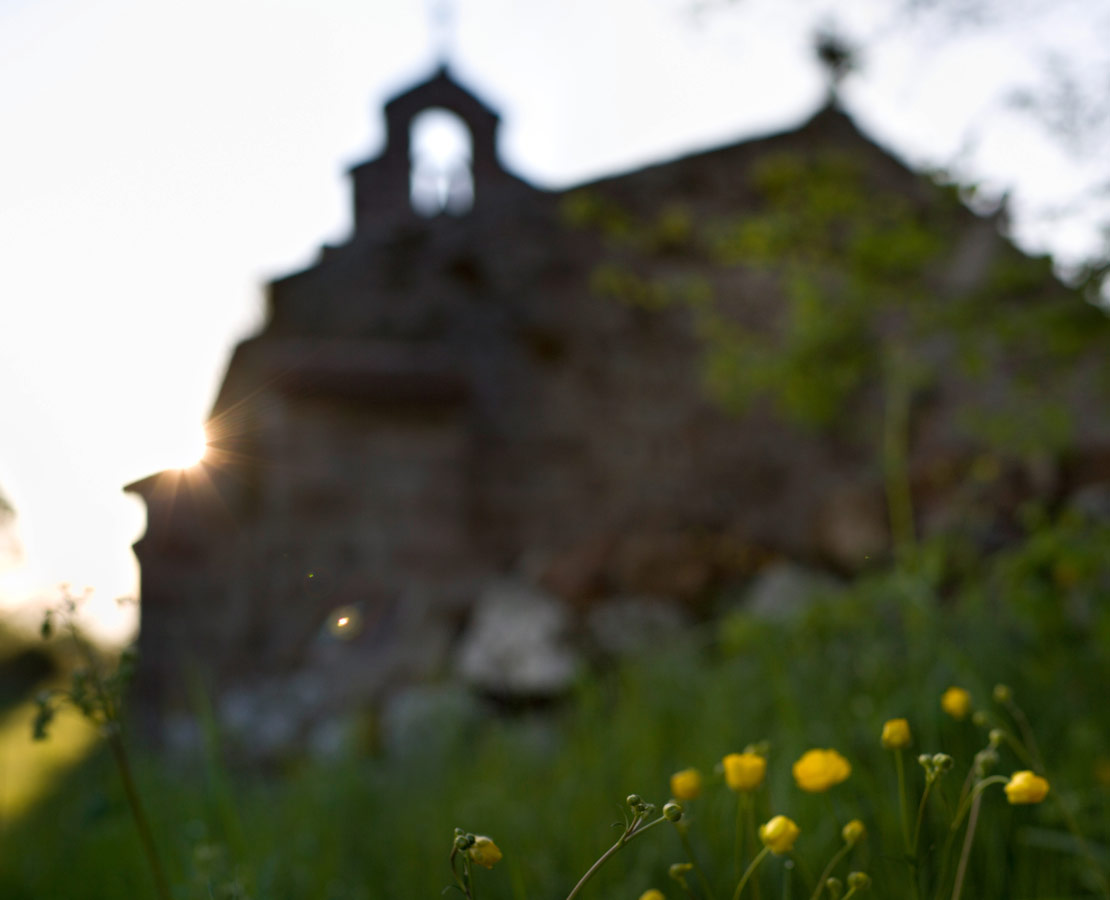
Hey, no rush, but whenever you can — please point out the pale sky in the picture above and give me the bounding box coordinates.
[1,0,1106,642]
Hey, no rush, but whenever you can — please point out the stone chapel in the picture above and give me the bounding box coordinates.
[125,67,1110,749]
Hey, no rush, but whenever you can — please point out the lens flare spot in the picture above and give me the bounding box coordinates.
[327,605,362,639]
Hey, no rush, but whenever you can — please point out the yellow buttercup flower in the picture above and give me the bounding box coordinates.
[841,819,866,845]
[468,835,503,869]
[793,749,851,793]
[723,752,767,791]
[670,767,702,801]
[941,687,973,720]
[1003,770,1050,805]
[639,891,665,900]
[881,718,912,750]
[759,815,800,855]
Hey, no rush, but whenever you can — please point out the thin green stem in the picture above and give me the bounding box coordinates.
[565,815,667,900]
[809,844,851,900]
[950,777,1006,832]
[950,791,981,900]
[464,854,477,900]
[449,847,467,899]
[732,846,772,900]
[679,826,718,900]
[933,822,960,900]
[953,765,975,820]
[107,731,173,900]
[735,794,746,880]
[895,749,912,855]
[1049,793,1110,900]
[70,619,172,900]
[747,797,762,900]
[1003,695,1107,898]
[934,774,1004,900]
[993,728,1034,768]
[912,779,934,857]
[1002,698,1044,773]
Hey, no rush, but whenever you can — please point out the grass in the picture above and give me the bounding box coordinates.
[0,510,1108,899]
[0,691,98,819]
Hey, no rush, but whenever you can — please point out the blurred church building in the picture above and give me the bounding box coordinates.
[125,67,1110,753]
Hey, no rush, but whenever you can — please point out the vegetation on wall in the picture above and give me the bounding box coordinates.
[566,146,1110,553]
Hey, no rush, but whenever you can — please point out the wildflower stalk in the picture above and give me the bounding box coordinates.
[949,789,982,900]
[677,825,717,900]
[937,774,1006,900]
[104,727,172,900]
[894,749,912,854]
[911,779,934,857]
[996,690,1044,772]
[893,747,934,900]
[731,791,763,900]
[565,811,668,900]
[732,846,772,900]
[809,845,851,900]
[999,691,1109,899]
[735,793,746,880]
[949,776,1007,831]
[466,855,478,900]
[53,605,172,900]
[1051,793,1110,899]
[992,728,1034,768]
[748,799,763,900]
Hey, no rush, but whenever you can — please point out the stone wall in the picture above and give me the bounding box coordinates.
[126,69,1110,755]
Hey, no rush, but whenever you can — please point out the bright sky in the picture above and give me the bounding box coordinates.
[1,0,1106,643]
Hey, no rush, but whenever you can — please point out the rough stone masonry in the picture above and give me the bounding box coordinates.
[126,67,1110,755]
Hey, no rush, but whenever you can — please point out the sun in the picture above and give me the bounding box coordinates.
[173,425,210,470]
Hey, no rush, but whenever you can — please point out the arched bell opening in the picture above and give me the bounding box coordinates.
[409,107,474,217]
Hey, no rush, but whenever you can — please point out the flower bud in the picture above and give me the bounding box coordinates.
[971,710,989,728]
[669,863,694,881]
[759,815,800,855]
[468,836,502,869]
[723,752,767,791]
[988,729,1005,748]
[847,871,871,891]
[940,686,972,721]
[993,684,1012,704]
[841,819,866,845]
[627,794,642,808]
[825,877,844,900]
[1004,770,1049,804]
[639,891,665,900]
[931,753,953,773]
[454,835,471,851]
[974,748,998,776]
[670,768,702,801]
[792,749,851,793]
[881,718,912,750]
[663,802,683,822]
